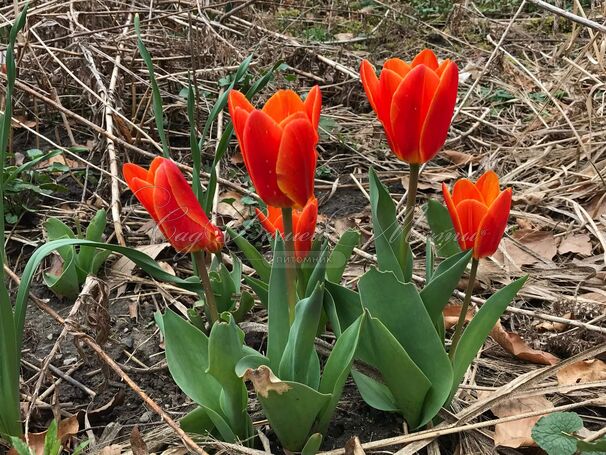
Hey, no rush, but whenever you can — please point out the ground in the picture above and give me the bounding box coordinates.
[1,0,606,454]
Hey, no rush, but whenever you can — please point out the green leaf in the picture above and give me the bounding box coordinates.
[243,275,268,308]
[210,263,237,313]
[451,275,528,398]
[279,284,324,386]
[425,200,461,257]
[351,370,398,412]
[304,241,330,298]
[44,218,75,244]
[134,14,170,157]
[301,434,323,455]
[44,420,61,455]
[326,229,360,283]
[420,250,472,329]
[267,236,291,370]
[325,281,363,333]
[358,269,452,425]
[425,237,434,282]
[78,209,107,279]
[361,312,431,427]
[244,366,330,452]
[577,439,606,453]
[368,168,408,282]
[323,290,341,338]
[207,313,252,439]
[9,437,32,455]
[180,406,216,435]
[227,227,271,282]
[316,313,364,433]
[232,290,255,322]
[532,412,583,455]
[43,249,81,300]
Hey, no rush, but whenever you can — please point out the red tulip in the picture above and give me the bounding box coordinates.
[228,87,321,210]
[442,171,512,259]
[256,197,318,259]
[123,157,224,253]
[360,49,458,164]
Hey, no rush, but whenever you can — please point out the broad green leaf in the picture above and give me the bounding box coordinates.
[425,200,460,257]
[326,229,360,283]
[44,218,75,244]
[351,370,398,412]
[425,237,434,282]
[301,434,323,455]
[577,439,606,452]
[243,275,268,308]
[245,366,330,452]
[210,263,237,313]
[235,354,270,377]
[279,284,324,386]
[9,437,32,455]
[43,420,61,455]
[180,406,215,436]
[323,290,341,338]
[44,251,80,300]
[532,412,583,455]
[227,227,271,282]
[359,269,452,425]
[368,168,408,282]
[232,290,255,322]
[207,313,251,439]
[228,253,243,294]
[325,281,363,333]
[78,209,107,279]
[267,236,290,370]
[451,276,528,398]
[316,314,364,433]
[362,313,431,427]
[420,249,472,327]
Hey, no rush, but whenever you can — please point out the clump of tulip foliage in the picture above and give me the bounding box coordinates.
[0,9,528,453]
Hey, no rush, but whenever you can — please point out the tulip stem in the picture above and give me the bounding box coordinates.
[402,164,420,274]
[282,207,297,324]
[193,250,219,325]
[449,257,479,360]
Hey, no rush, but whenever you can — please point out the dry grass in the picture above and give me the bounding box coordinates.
[1,0,605,453]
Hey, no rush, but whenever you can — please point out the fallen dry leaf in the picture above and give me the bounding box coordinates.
[110,243,169,278]
[217,190,248,227]
[535,311,571,332]
[443,305,473,330]
[490,321,559,365]
[557,359,606,386]
[494,229,557,270]
[334,32,354,42]
[130,426,148,455]
[585,192,606,220]
[99,445,123,455]
[442,149,477,165]
[558,233,592,256]
[491,395,554,448]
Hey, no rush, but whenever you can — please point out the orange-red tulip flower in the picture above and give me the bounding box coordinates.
[123,157,224,253]
[360,49,458,164]
[228,86,321,210]
[256,197,318,259]
[442,171,512,259]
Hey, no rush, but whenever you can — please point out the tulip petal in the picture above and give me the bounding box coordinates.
[232,107,253,170]
[123,163,158,221]
[294,197,318,258]
[419,61,458,163]
[304,85,322,131]
[228,91,254,159]
[442,183,465,251]
[154,160,223,253]
[474,188,512,259]
[412,49,439,70]
[383,58,411,78]
[456,199,488,251]
[476,170,500,206]
[452,178,484,206]
[263,89,306,124]
[360,59,380,114]
[436,59,452,76]
[378,68,404,126]
[390,65,440,163]
[256,207,281,238]
[243,110,293,207]
[276,117,317,209]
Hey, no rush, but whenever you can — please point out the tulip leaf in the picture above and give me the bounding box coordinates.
[301,434,323,455]
[358,269,452,426]
[207,314,252,440]
[323,289,341,338]
[232,290,255,322]
[210,263,237,313]
[316,313,365,433]
[326,229,360,284]
[325,281,363,333]
[368,168,409,282]
[426,199,461,258]
[279,284,324,386]
[450,275,528,399]
[304,240,330,298]
[244,366,331,452]
[426,237,434,282]
[267,236,291,370]
[351,370,398,412]
[235,354,270,377]
[243,275,268,308]
[79,209,107,278]
[180,406,216,436]
[420,249,472,329]
[362,312,431,427]
[227,227,271,282]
